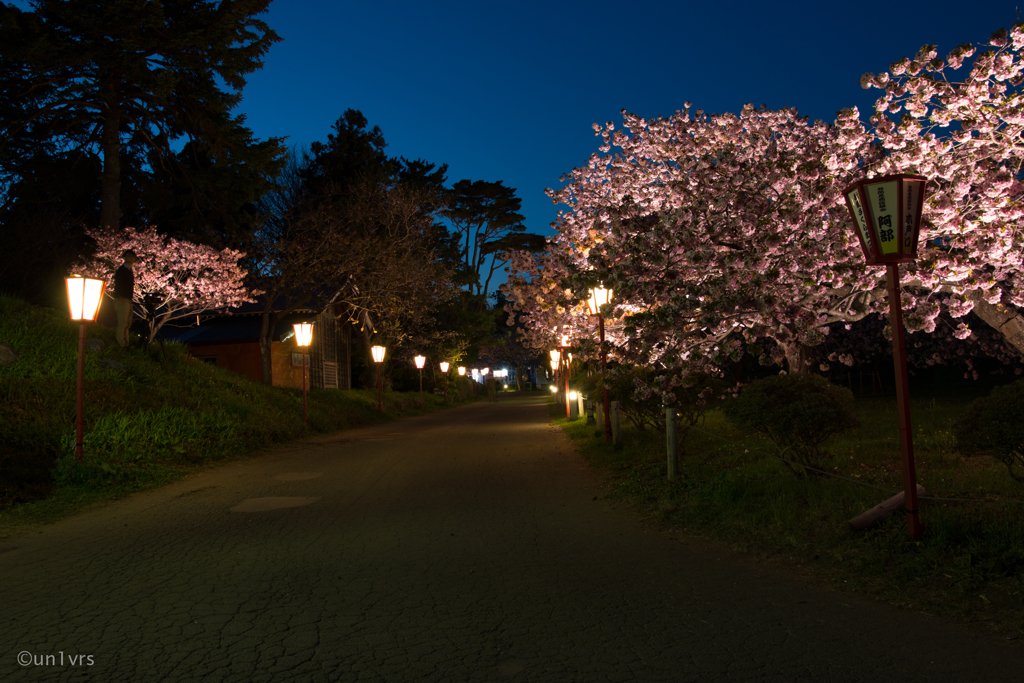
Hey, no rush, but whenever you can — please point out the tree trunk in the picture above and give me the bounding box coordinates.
[99,81,122,230]
[783,342,812,374]
[967,291,1024,359]
[259,311,277,386]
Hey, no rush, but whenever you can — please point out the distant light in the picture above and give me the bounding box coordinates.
[550,385,558,393]
[569,391,578,400]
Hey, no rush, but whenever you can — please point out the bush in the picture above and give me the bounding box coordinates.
[954,379,1024,482]
[722,373,859,476]
[577,366,717,431]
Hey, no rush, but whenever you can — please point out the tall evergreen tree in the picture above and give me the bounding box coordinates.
[0,0,285,241]
[444,179,544,309]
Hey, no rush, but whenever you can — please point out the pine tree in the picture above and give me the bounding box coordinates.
[0,0,285,239]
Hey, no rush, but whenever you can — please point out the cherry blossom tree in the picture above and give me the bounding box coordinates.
[512,105,882,385]
[507,24,1024,404]
[72,226,256,344]
[860,26,1024,356]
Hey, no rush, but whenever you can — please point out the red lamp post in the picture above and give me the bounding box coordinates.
[549,349,561,406]
[843,173,928,540]
[293,322,314,423]
[439,361,450,402]
[414,355,426,409]
[559,333,572,418]
[587,286,613,443]
[66,275,106,462]
[371,345,386,413]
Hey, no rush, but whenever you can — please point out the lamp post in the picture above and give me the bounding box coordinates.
[439,361,450,402]
[371,345,386,413]
[559,333,571,418]
[414,355,426,409]
[549,349,561,405]
[587,286,614,442]
[293,322,314,424]
[66,275,106,462]
[843,173,928,540]
[458,365,466,400]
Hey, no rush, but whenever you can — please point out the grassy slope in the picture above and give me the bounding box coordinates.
[555,390,1024,641]
[0,294,474,538]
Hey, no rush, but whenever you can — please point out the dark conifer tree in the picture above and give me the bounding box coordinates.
[0,0,286,245]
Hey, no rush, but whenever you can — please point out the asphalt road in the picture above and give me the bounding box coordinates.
[1,394,1021,682]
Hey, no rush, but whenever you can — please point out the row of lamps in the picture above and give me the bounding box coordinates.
[62,175,924,539]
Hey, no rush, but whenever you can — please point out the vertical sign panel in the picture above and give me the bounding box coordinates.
[846,189,873,260]
[866,180,899,255]
[903,179,924,254]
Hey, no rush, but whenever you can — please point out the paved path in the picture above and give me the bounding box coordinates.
[1,395,1020,682]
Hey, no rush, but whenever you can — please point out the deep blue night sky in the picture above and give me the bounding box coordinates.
[13,1,1019,249]
[236,0,1020,247]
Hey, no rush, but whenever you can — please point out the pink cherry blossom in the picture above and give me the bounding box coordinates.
[72,226,258,344]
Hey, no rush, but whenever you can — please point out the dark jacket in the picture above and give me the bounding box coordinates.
[113,264,134,300]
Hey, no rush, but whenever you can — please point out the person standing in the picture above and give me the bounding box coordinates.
[113,250,136,348]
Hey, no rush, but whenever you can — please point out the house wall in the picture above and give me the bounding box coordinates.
[188,341,307,390]
[273,341,306,390]
[188,342,261,382]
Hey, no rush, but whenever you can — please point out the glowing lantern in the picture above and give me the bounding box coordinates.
[66,275,106,322]
[843,174,927,265]
[586,286,612,316]
[293,322,314,348]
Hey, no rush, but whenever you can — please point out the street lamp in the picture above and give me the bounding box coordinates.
[439,361,450,402]
[587,286,614,443]
[293,322,314,424]
[457,366,465,376]
[371,345,386,413]
[558,332,572,418]
[843,173,928,540]
[414,355,426,409]
[549,349,561,402]
[66,275,106,462]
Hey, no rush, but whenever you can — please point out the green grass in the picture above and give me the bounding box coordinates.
[556,392,1024,640]
[0,293,480,538]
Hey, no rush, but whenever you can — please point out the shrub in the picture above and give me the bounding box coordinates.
[577,366,718,431]
[953,379,1024,482]
[722,373,859,476]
